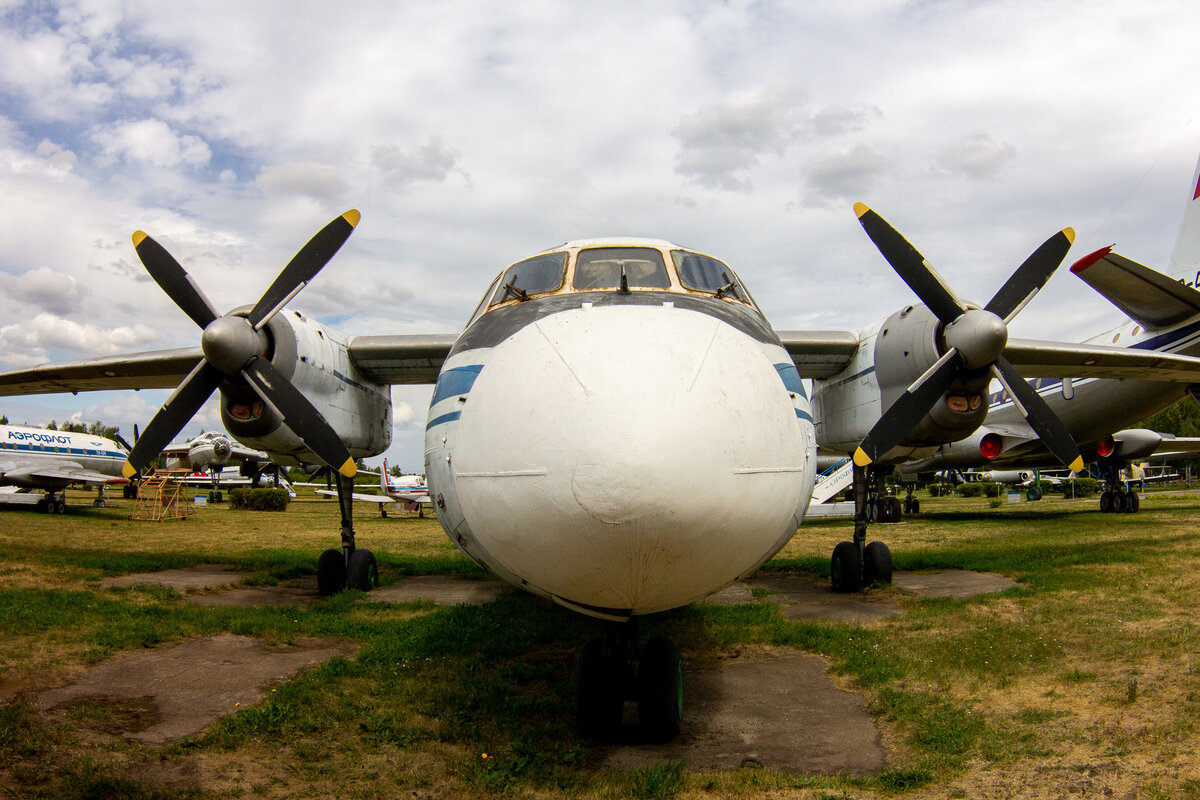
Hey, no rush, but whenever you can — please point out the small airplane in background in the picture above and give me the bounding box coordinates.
[0,423,127,512]
[160,430,271,501]
[8,155,1200,740]
[309,458,430,518]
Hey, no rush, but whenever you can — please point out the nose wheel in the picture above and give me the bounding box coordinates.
[575,621,683,742]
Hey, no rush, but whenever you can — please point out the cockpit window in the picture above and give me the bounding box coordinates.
[672,250,750,302]
[489,252,567,306]
[573,247,671,290]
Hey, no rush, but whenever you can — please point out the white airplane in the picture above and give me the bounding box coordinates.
[0,423,128,512]
[309,461,429,517]
[161,430,272,500]
[7,156,1200,740]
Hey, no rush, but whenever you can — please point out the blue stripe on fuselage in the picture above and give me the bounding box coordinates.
[431,364,484,405]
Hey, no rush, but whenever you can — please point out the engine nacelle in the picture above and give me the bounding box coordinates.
[813,304,989,457]
[219,308,392,467]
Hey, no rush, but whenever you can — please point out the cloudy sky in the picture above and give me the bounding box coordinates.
[1,0,1198,471]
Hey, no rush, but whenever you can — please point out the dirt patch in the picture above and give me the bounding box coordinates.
[100,564,251,591]
[702,569,1015,621]
[893,569,1014,598]
[366,574,509,606]
[606,648,885,775]
[37,633,356,743]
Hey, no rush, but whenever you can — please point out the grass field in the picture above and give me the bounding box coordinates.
[2,487,1200,799]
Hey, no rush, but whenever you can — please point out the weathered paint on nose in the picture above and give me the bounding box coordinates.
[450,303,812,616]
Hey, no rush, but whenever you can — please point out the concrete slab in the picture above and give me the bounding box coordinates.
[366,574,508,606]
[893,569,1014,599]
[606,649,884,775]
[100,565,251,591]
[186,585,319,608]
[751,573,902,622]
[37,633,356,743]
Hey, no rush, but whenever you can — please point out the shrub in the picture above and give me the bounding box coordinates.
[229,488,290,511]
[1059,477,1098,497]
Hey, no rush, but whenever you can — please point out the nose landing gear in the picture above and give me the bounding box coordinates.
[575,620,683,742]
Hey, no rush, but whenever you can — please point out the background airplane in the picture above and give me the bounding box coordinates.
[160,430,272,502]
[6,157,1200,739]
[0,423,127,513]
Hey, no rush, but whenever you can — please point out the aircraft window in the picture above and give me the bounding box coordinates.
[673,250,751,303]
[489,252,567,305]
[468,274,502,324]
[573,248,671,290]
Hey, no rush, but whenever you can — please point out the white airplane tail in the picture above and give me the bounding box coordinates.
[380,458,393,494]
[1168,153,1200,284]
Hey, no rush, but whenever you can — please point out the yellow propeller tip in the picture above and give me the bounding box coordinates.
[131,230,148,247]
[342,209,361,228]
[122,461,138,479]
[853,202,870,219]
[338,458,357,478]
[1063,227,1076,244]
[1068,456,1085,473]
[852,447,872,467]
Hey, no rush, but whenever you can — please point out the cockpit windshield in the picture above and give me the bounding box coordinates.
[489,252,567,306]
[572,247,671,290]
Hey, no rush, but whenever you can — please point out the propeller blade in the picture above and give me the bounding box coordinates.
[113,433,133,453]
[854,203,965,324]
[984,228,1075,322]
[247,210,361,329]
[853,349,961,467]
[241,357,356,477]
[132,231,220,329]
[991,357,1084,472]
[122,360,224,478]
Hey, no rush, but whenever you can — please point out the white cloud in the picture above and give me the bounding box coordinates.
[0,312,158,361]
[370,137,463,185]
[673,85,809,192]
[799,143,892,208]
[92,118,211,168]
[935,133,1017,179]
[1,266,84,314]
[255,162,348,201]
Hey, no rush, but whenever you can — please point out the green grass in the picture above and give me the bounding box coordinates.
[4,487,1200,797]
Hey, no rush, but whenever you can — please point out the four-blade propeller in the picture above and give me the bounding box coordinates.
[122,211,362,480]
[851,203,1084,473]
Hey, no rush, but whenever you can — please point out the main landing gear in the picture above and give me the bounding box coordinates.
[575,620,683,743]
[35,491,67,514]
[832,465,895,593]
[316,473,378,595]
[1096,464,1141,514]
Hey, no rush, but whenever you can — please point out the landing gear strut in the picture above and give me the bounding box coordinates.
[832,465,894,593]
[575,620,683,742]
[317,473,377,595]
[1097,464,1141,514]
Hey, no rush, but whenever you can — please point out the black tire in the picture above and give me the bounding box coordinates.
[638,636,683,742]
[863,540,893,586]
[831,540,862,593]
[317,548,347,596]
[1099,491,1113,513]
[1126,492,1140,513]
[1111,491,1128,513]
[576,638,624,741]
[1026,486,1042,502]
[910,497,920,514]
[347,548,378,591]
[889,497,903,522]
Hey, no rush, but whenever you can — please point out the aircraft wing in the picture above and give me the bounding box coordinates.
[775,331,860,378]
[1,460,126,485]
[313,488,395,504]
[1002,338,1200,381]
[346,334,458,385]
[1070,247,1200,329]
[0,348,202,395]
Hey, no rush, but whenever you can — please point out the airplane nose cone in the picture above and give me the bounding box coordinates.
[448,304,812,615]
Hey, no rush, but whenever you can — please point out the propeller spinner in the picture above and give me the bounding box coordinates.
[851,203,1084,473]
[121,211,362,480]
